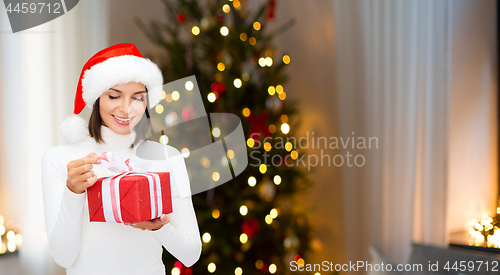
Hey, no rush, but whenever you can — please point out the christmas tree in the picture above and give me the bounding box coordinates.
[137,0,314,274]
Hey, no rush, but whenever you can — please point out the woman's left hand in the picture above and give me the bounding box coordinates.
[124,214,170,231]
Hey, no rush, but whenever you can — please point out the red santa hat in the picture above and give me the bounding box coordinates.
[60,43,164,143]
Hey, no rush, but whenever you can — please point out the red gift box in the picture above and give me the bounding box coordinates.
[87,172,172,223]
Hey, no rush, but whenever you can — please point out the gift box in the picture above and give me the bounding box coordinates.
[87,152,173,223]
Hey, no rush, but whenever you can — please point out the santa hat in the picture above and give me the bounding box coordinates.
[60,43,163,143]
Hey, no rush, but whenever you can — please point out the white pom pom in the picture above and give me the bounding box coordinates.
[59,115,89,143]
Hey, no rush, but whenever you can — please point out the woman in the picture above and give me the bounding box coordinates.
[41,43,201,274]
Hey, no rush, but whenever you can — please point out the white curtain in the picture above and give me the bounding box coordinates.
[0,1,108,274]
[334,0,497,267]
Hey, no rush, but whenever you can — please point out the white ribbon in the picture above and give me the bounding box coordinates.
[98,152,163,223]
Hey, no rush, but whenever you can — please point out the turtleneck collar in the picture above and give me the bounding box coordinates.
[99,125,137,148]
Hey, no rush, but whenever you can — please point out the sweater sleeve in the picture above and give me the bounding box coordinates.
[151,146,202,267]
[41,149,86,268]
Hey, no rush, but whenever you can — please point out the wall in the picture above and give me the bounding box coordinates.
[447,0,498,233]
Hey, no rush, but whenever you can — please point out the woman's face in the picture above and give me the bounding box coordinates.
[99,82,147,135]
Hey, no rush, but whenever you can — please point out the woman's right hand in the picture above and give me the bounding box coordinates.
[66,152,101,194]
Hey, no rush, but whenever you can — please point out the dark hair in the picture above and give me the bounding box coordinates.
[88,88,151,148]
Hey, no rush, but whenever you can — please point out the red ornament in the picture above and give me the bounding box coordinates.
[267,0,277,20]
[246,111,272,140]
[261,263,269,273]
[176,13,186,24]
[174,261,183,268]
[241,218,260,237]
[174,260,192,275]
[211,82,226,92]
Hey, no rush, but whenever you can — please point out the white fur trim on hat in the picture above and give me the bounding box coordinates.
[81,55,163,109]
[60,115,89,143]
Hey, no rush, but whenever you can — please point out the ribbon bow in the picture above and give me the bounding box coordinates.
[99,151,153,173]
[97,151,162,223]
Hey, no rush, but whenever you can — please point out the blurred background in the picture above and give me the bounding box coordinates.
[0,0,498,274]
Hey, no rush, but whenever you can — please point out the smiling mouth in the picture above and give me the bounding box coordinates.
[112,114,133,122]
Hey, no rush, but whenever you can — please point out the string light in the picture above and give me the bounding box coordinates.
[290,150,298,160]
[7,241,15,252]
[222,4,230,13]
[220,26,229,36]
[185,81,194,91]
[281,123,290,134]
[242,108,250,117]
[265,214,273,224]
[281,114,288,123]
[248,176,257,187]
[269,264,277,274]
[240,33,247,41]
[159,135,169,145]
[297,258,305,268]
[265,57,273,66]
[233,78,242,88]
[155,104,164,114]
[217,62,225,71]
[208,263,216,273]
[270,208,278,219]
[201,158,211,168]
[239,233,248,243]
[269,124,276,133]
[283,55,291,64]
[259,164,267,174]
[255,260,264,269]
[202,232,211,243]
[192,26,200,35]
[165,93,173,102]
[273,175,281,185]
[469,213,500,248]
[208,92,217,103]
[171,267,181,275]
[264,142,272,152]
[212,209,220,219]
[258,58,266,67]
[247,138,255,147]
[161,90,166,99]
[240,205,248,216]
[212,127,221,137]
[172,91,180,101]
[235,267,243,275]
[268,86,276,95]
[212,172,220,181]
[233,0,240,8]
[279,92,287,100]
[249,37,256,45]
[6,231,14,241]
[285,142,293,151]
[181,148,190,158]
[253,22,261,30]
[242,73,249,81]
[276,85,284,94]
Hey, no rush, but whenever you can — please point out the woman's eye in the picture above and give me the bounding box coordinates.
[133,97,145,102]
[108,95,119,100]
